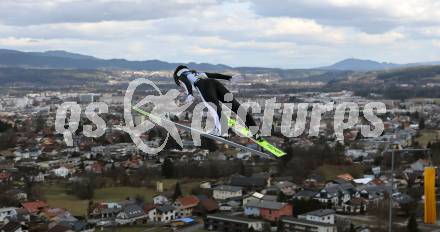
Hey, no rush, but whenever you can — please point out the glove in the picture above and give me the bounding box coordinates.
[195,72,208,79]
[185,95,194,104]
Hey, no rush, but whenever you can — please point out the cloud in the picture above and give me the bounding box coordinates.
[248,0,440,33]
[0,0,217,25]
[0,0,439,68]
[0,37,41,46]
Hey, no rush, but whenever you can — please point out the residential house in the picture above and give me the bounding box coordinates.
[262,186,281,196]
[0,208,18,223]
[52,167,70,178]
[244,200,262,217]
[358,185,391,204]
[88,203,121,224]
[199,182,211,189]
[292,190,318,201]
[325,178,352,187]
[123,157,143,169]
[193,199,219,216]
[340,197,367,214]
[273,181,298,196]
[0,172,12,183]
[14,148,41,161]
[154,205,177,223]
[153,195,169,205]
[64,157,81,168]
[5,189,27,201]
[115,204,147,225]
[243,192,265,205]
[173,195,200,218]
[12,209,29,224]
[336,173,354,182]
[244,200,292,221]
[41,208,69,221]
[30,172,45,183]
[143,204,157,222]
[303,174,325,189]
[298,209,335,224]
[85,163,103,174]
[94,143,137,159]
[353,177,374,186]
[204,214,266,232]
[314,183,355,206]
[213,185,243,200]
[218,200,241,212]
[280,217,336,232]
[21,201,48,214]
[345,149,368,159]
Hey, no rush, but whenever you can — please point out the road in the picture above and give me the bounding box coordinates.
[140,223,204,232]
[178,223,204,232]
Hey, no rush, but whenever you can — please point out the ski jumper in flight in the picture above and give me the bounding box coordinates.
[173,65,261,140]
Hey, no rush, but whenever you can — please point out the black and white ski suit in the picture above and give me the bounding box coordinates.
[174,69,257,136]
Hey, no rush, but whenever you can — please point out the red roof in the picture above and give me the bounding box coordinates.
[143,203,157,213]
[22,200,48,213]
[371,178,385,186]
[0,172,11,181]
[178,195,200,208]
[91,163,103,173]
[337,173,354,181]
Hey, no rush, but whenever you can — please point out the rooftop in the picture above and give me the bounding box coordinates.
[301,209,335,217]
[21,200,48,214]
[245,200,286,210]
[207,214,265,223]
[282,217,335,227]
[177,195,200,208]
[213,185,242,192]
[156,204,175,213]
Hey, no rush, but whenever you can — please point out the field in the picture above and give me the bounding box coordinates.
[416,130,438,147]
[41,184,88,216]
[41,179,201,216]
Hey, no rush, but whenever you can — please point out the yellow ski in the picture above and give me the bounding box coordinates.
[228,118,286,157]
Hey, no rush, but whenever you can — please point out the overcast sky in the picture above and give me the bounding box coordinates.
[0,0,440,68]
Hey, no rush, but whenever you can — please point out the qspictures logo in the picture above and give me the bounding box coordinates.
[55,78,386,155]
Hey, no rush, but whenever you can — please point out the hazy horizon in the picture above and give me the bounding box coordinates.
[4,48,423,70]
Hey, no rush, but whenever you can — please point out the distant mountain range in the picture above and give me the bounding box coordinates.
[319,58,399,71]
[0,49,439,72]
[319,58,440,71]
[0,49,355,86]
[39,50,98,60]
[0,49,230,71]
[3,49,440,93]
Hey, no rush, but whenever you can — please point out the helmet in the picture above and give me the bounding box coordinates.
[173,65,188,85]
